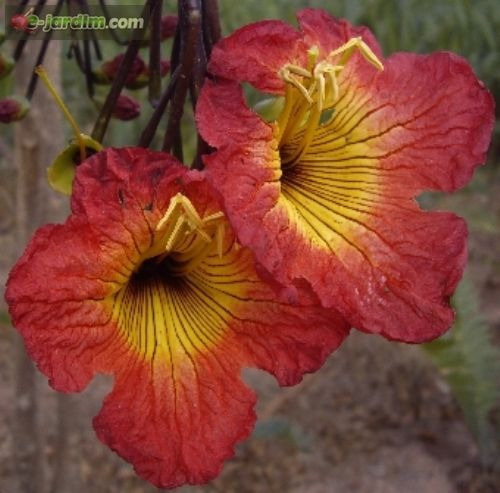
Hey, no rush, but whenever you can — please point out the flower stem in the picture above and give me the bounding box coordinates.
[34,65,86,162]
[138,66,180,148]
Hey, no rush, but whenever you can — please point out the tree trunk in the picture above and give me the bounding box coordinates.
[13,41,65,493]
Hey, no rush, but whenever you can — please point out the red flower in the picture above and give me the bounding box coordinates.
[6,147,349,488]
[111,94,141,121]
[0,96,29,123]
[197,9,495,342]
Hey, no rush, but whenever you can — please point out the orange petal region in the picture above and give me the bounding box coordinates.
[6,147,349,488]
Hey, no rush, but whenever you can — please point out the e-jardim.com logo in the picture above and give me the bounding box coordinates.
[6,3,148,40]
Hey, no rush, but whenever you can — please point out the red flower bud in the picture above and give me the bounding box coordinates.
[111,94,140,121]
[161,15,178,40]
[101,54,146,86]
[0,96,29,124]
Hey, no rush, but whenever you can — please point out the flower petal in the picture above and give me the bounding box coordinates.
[95,239,348,487]
[208,9,382,96]
[6,147,349,488]
[296,8,382,59]
[198,26,494,342]
[209,19,306,94]
[333,51,495,193]
[5,217,135,391]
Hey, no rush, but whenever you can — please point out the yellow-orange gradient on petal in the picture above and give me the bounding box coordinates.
[200,8,494,343]
[6,147,349,489]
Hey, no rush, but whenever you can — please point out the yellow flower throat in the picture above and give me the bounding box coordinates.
[277,37,384,168]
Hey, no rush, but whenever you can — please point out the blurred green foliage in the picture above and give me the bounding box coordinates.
[219,0,499,92]
[0,310,10,326]
[424,278,500,466]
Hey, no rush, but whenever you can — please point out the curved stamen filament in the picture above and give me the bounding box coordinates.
[277,38,383,168]
[279,65,313,104]
[152,193,225,275]
[329,36,384,72]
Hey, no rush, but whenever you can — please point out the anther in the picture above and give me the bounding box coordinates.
[328,37,384,72]
[153,193,226,274]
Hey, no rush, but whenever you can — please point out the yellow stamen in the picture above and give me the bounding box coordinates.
[152,193,225,275]
[306,45,320,72]
[276,37,384,168]
[282,104,321,166]
[279,65,313,104]
[329,37,384,72]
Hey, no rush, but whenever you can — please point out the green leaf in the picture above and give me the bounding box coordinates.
[423,278,500,465]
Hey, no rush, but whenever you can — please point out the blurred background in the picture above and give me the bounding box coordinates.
[0,0,499,492]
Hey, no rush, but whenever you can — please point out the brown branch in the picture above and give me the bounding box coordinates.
[202,0,221,52]
[148,0,163,105]
[162,0,201,155]
[138,65,180,148]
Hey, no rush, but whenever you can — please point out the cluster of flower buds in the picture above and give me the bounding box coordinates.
[93,35,172,119]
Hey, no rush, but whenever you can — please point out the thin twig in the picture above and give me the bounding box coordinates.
[189,11,206,107]
[67,42,85,72]
[148,0,163,105]
[25,0,64,100]
[138,66,180,148]
[81,0,102,61]
[83,37,94,98]
[98,0,128,45]
[202,0,221,53]
[91,0,156,142]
